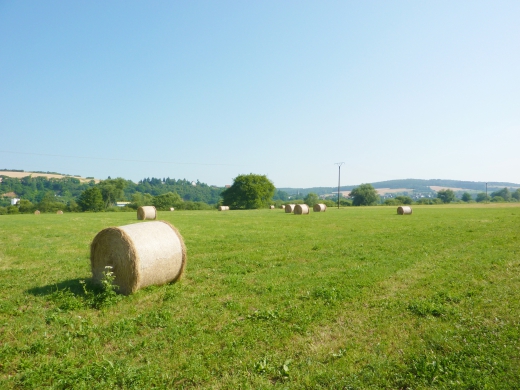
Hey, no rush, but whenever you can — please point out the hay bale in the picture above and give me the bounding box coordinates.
[269,205,275,209]
[90,220,187,295]
[137,206,157,220]
[285,204,295,213]
[280,205,285,209]
[218,206,229,211]
[313,203,327,212]
[170,207,175,211]
[57,210,63,214]
[294,204,310,215]
[34,210,40,215]
[397,206,412,215]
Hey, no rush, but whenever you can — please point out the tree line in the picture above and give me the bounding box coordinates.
[2,173,520,214]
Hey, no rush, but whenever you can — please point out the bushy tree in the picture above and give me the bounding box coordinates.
[512,189,520,201]
[350,184,378,206]
[461,192,472,202]
[153,192,182,211]
[437,189,456,204]
[476,192,490,203]
[303,192,320,207]
[221,174,275,209]
[98,178,127,209]
[78,187,104,211]
[491,196,505,203]
[18,199,34,213]
[491,187,511,202]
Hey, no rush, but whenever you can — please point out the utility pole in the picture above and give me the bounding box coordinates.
[335,162,344,209]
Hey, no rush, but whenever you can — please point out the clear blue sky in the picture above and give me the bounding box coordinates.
[1,1,519,188]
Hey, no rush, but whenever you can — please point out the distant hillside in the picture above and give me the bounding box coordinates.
[0,169,97,183]
[279,179,520,197]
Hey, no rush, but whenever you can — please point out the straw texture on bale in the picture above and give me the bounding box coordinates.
[34,210,40,215]
[57,210,63,214]
[397,206,413,215]
[294,204,310,215]
[137,206,157,220]
[218,206,229,211]
[285,204,295,213]
[90,220,187,295]
[313,203,327,212]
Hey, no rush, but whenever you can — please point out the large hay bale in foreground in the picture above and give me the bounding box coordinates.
[285,204,295,213]
[294,204,310,215]
[397,206,412,215]
[137,206,157,220]
[57,210,63,215]
[218,206,229,211]
[313,203,327,212]
[90,220,187,295]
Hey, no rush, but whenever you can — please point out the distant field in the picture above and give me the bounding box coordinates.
[0,170,97,183]
[1,204,519,388]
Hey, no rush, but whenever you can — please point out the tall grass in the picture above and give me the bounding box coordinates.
[1,204,519,388]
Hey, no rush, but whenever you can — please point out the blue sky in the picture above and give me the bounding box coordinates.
[1,1,519,188]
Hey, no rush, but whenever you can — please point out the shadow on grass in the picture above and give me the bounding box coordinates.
[26,278,98,298]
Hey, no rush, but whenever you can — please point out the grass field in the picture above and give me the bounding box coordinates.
[1,204,519,389]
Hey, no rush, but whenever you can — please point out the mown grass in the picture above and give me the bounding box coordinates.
[1,204,519,389]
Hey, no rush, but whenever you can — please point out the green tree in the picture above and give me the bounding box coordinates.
[512,189,520,201]
[153,192,183,211]
[437,189,456,204]
[476,192,490,203]
[98,178,127,209]
[350,184,378,206]
[491,187,511,202]
[395,195,413,205]
[221,174,275,209]
[78,187,104,212]
[18,199,34,213]
[461,192,472,202]
[303,192,320,207]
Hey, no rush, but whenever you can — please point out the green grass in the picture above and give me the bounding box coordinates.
[1,204,519,389]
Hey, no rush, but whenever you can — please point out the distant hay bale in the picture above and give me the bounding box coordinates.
[137,206,157,220]
[170,207,175,211]
[280,205,285,209]
[313,204,327,212]
[397,206,412,215]
[285,204,295,213]
[34,210,40,215]
[56,210,63,214]
[90,220,187,295]
[269,205,275,209]
[218,206,229,211]
[294,204,310,215]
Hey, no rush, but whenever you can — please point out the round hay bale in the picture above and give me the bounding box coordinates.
[294,204,310,215]
[137,206,157,220]
[56,210,63,214]
[313,203,327,212]
[285,204,295,213]
[397,206,412,215]
[218,205,229,211]
[90,220,187,295]
[34,210,40,215]
[280,205,285,209]
[170,207,175,211]
[269,205,275,209]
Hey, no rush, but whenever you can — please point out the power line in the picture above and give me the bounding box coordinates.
[0,150,239,167]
